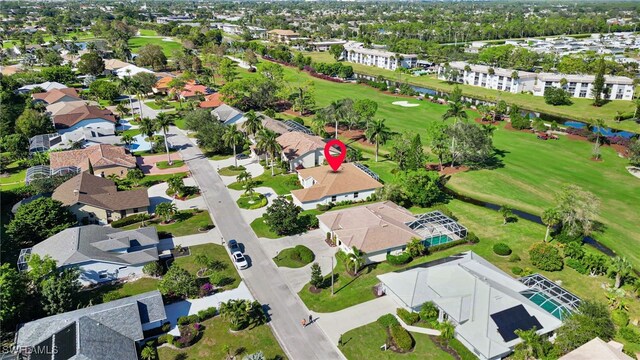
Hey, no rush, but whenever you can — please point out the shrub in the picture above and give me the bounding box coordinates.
[566,258,589,275]
[295,245,315,263]
[612,310,630,328]
[511,266,523,275]
[619,326,640,343]
[102,292,126,302]
[387,252,412,266]
[544,87,572,106]
[529,242,564,271]
[316,203,333,211]
[177,324,199,347]
[428,239,467,253]
[390,325,414,351]
[199,283,214,297]
[419,302,439,321]
[509,253,521,262]
[493,243,512,256]
[377,314,399,328]
[111,213,151,228]
[396,308,420,325]
[178,316,190,326]
[157,334,170,345]
[466,232,479,244]
[161,322,171,332]
[143,261,163,277]
[197,307,217,322]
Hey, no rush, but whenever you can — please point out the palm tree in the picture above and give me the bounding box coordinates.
[140,345,157,360]
[138,117,157,153]
[438,321,455,346]
[310,116,328,138]
[115,103,128,118]
[513,327,544,360]
[154,113,174,165]
[222,125,245,168]
[499,205,513,225]
[155,202,177,223]
[592,118,606,160]
[236,171,251,185]
[120,133,136,150]
[364,118,391,162]
[347,246,363,275]
[610,257,631,289]
[167,175,185,198]
[256,129,281,176]
[244,179,257,196]
[243,110,263,138]
[442,101,468,168]
[541,208,560,242]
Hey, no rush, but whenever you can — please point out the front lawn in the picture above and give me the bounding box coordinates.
[273,245,315,268]
[228,172,302,196]
[138,172,188,188]
[173,243,241,291]
[340,321,454,360]
[121,209,214,238]
[0,160,27,189]
[250,216,279,239]
[156,160,185,169]
[75,277,160,307]
[219,165,246,177]
[237,193,268,209]
[157,315,286,360]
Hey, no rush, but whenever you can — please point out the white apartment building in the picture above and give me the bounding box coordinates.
[439,61,635,101]
[343,41,418,71]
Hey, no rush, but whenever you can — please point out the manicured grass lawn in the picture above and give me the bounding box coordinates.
[173,243,241,291]
[76,278,160,306]
[273,245,315,268]
[340,322,454,360]
[208,153,233,160]
[121,209,213,238]
[138,29,158,36]
[157,316,286,360]
[448,122,640,269]
[139,172,188,188]
[174,117,187,130]
[129,36,182,56]
[120,128,140,137]
[302,51,638,132]
[228,172,302,196]
[156,160,185,169]
[0,160,27,189]
[236,193,267,209]
[219,165,246,177]
[250,216,279,239]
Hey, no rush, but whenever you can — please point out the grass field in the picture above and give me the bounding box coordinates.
[273,246,315,268]
[121,209,213,238]
[157,315,286,360]
[76,278,160,306]
[228,171,302,196]
[173,243,241,291]
[128,36,182,56]
[302,51,639,132]
[138,29,158,36]
[0,160,27,190]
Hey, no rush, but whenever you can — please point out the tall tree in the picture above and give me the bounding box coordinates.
[541,208,560,242]
[441,101,468,167]
[0,263,28,329]
[6,198,75,248]
[591,118,606,160]
[256,129,281,176]
[610,257,631,289]
[365,118,392,162]
[138,117,157,153]
[154,113,174,164]
[554,184,600,237]
[243,110,264,138]
[591,57,606,107]
[15,108,54,138]
[77,52,105,76]
[136,44,167,70]
[40,268,81,315]
[222,125,245,168]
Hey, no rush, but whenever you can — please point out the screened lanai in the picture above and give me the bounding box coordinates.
[519,273,581,320]
[405,211,468,246]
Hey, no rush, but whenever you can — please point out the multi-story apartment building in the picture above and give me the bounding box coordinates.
[343,41,418,71]
[439,61,635,101]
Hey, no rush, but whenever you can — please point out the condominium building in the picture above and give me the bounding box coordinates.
[438,61,635,101]
[343,41,418,71]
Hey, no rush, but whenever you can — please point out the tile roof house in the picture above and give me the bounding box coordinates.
[211,104,246,125]
[268,29,300,43]
[52,172,150,225]
[318,201,467,262]
[15,291,167,360]
[199,92,223,108]
[47,102,117,134]
[32,88,81,104]
[291,163,383,210]
[559,337,633,360]
[378,252,564,360]
[152,76,178,94]
[259,115,293,135]
[21,225,160,285]
[179,83,210,100]
[103,59,133,75]
[275,132,331,171]
[49,144,137,177]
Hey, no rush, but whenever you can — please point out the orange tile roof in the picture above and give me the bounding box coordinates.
[180,83,208,98]
[291,163,383,203]
[199,93,223,108]
[32,88,80,104]
[153,76,174,90]
[50,144,137,172]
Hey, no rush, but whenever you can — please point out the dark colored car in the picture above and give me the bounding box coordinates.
[227,239,241,253]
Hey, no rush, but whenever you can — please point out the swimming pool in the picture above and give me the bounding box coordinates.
[425,235,452,246]
[522,291,572,320]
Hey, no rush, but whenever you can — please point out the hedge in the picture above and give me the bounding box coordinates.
[294,245,315,263]
[612,310,629,327]
[377,314,399,328]
[566,258,589,275]
[619,326,640,343]
[511,267,524,275]
[111,213,150,228]
[387,252,412,265]
[396,308,420,325]
[466,231,479,244]
[493,243,512,256]
[197,307,217,322]
[177,314,199,326]
[157,334,173,345]
[390,325,414,351]
[449,338,478,360]
[428,239,468,253]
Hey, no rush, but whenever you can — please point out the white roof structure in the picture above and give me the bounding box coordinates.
[115,65,155,79]
[344,41,417,59]
[17,81,67,93]
[378,251,563,360]
[559,337,633,360]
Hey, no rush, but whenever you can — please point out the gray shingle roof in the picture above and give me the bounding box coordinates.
[29,225,159,267]
[212,104,243,123]
[16,291,166,360]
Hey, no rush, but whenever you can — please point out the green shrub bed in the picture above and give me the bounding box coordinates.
[236,193,268,209]
[273,245,315,268]
[493,242,512,256]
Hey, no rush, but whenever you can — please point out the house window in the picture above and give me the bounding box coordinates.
[353,192,359,199]
[579,91,587,98]
[331,196,337,202]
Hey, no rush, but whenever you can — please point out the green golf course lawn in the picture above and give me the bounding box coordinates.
[128,36,182,56]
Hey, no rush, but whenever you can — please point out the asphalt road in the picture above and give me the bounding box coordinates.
[169,127,343,360]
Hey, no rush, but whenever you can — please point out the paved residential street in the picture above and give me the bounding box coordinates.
[167,126,344,360]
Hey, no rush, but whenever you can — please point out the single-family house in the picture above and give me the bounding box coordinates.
[276,131,329,171]
[115,64,154,79]
[17,81,67,94]
[317,201,467,263]
[199,92,224,108]
[49,144,137,177]
[49,103,117,134]
[15,291,167,360]
[179,83,209,100]
[19,225,160,285]
[559,337,633,360]
[52,172,150,224]
[268,29,299,43]
[291,163,383,210]
[29,127,121,153]
[152,76,177,95]
[378,252,568,360]
[32,88,81,105]
[212,104,246,125]
[103,58,133,75]
[258,115,293,135]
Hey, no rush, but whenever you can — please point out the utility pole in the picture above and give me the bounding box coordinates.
[331,256,334,296]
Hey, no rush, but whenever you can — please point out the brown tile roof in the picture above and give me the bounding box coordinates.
[268,29,299,36]
[153,76,174,91]
[53,104,117,129]
[317,201,420,253]
[52,172,149,211]
[50,144,137,172]
[32,88,80,104]
[180,83,208,98]
[46,101,87,116]
[291,163,383,203]
[276,132,326,160]
[199,93,223,108]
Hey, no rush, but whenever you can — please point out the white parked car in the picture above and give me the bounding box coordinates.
[233,251,248,270]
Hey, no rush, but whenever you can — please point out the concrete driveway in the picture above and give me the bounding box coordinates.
[137,153,189,175]
[260,229,338,292]
[146,177,206,213]
[212,156,265,186]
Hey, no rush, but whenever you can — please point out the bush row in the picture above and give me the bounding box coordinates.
[387,252,412,266]
[177,306,217,325]
[111,213,151,228]
[396,308,420,325]
[390,325,414,351]
[377,314,399,328]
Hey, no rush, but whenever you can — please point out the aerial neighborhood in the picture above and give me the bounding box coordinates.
[1,2,640,360]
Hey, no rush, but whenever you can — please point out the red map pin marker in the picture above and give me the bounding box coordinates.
[324,139,346,172]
